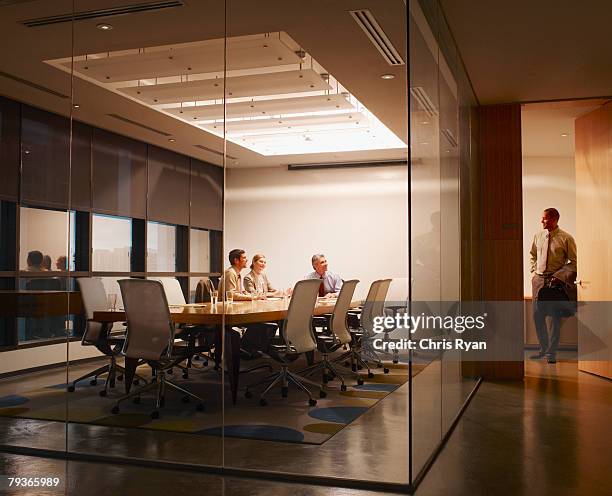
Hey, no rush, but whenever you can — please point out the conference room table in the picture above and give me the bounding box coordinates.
[93,297,352,403]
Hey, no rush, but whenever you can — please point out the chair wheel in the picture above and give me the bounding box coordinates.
[133,396,141,404]
[182,396,190,403]
[281,386,288,398]
[384,368,390,374]
[90,379,97,386]
[99,390,107,397]
[340,384,347,392]
[308,398,317,407]
[151,411,159,419]
[368,372,374,379]
[376,363,382,368]
[196,403,205,412]
[159,398,165,407]
[259,398,268,406]
[203,361,209,367]
[322,374,329,384]
[182,373,189,379]
[68,385,75,392]
[133,379,140,386]
[245,390,253,399]
[357,378,364,386]
[393,359,399,364]
[194,355,200,361]
[351,364,357,372]
[111,406,119,414]
[117,375,124,382]
[168,368,173,375]
[357,365,363,370]
[319,390,327,398]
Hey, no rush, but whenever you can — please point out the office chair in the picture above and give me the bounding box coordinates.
[111,279,205,419]
[69,278,127,396]
[244,278,325,406]
[298,280,363,391]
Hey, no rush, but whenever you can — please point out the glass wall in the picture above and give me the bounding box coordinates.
[0,0,480,492]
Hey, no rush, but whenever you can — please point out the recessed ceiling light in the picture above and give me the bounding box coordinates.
[421,121,428,125]
[73,104,80,109]
[168,138,175,142]
[381,74,395,80]
[561,133,569,137]
[96,23,113,31]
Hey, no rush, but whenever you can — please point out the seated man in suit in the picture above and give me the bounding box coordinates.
[305,253,343,297]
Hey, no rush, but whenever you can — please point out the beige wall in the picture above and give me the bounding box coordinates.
[225,166,409,301]
[0,341,100,375]
[522,156,576,296]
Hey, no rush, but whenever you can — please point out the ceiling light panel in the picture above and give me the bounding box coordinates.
[164,94,354,121]
[68,36,301,83]
[119,69,330,105]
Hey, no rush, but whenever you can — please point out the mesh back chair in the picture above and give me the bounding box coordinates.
[245,278,325,406]
[298,280,362,391]
[69,278,128,396]
[111,279,205,419]
[195,278,215,303]
[151,277,216,375]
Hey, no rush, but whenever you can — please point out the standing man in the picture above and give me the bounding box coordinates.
[306,254,343,297]
[530,208,577,364]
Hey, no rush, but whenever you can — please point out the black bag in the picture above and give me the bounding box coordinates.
[537,281,573,317]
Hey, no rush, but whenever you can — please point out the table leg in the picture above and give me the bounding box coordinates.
[224,327,241,404]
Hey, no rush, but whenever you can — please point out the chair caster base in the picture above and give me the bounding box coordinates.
[308,398,317,407]
[111,406,119,414]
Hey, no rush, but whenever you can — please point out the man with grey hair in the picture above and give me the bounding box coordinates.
[305,253,343,297]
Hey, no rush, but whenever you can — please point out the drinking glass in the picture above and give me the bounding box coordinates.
[107,293,117,311]
[226,290,234,304]
[210,290,218,306]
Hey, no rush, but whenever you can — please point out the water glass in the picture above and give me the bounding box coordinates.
[107,293,117,311]
[210,290,218,306]
[226,290,234,304]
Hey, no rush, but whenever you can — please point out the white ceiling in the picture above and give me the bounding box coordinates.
[521,99,605,158]
[0,0,408,168]
[441,0,612,104]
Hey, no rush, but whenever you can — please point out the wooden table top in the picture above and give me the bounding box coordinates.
[93,297,356,326]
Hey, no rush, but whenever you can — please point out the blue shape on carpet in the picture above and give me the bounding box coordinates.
[308,406,368,424]
[0,395,29,407]
[354,383,397,392]
[198,424,305,443]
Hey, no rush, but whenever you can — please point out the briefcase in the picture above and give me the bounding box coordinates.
[537,282,574,317]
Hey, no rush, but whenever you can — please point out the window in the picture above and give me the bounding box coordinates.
[19,206,75,271]
[190,228,210,273]
[147,221,176,272]
[92,214,131,272]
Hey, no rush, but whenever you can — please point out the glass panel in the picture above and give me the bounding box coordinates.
[0,0,74,457]
[190,228,211,273]
[92,214,132,272]
[19,207,75,272]
[223,0,409,486]
[147,221,177,272]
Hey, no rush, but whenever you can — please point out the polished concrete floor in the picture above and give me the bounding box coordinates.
[2,353,609,495]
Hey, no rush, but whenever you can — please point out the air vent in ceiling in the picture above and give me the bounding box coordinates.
[349,9,405,66]
[288,159,407,171]
[0,70,69,98]
[410,86,438,117]
[441,128,458,148]
[106,113,171,136]
[194,144,237,161]
[21,1,184,27]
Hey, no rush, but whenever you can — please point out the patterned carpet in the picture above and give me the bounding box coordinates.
[0,360,424,445]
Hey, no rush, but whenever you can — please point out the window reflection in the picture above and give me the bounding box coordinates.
[147,221,176,272]
[19,207,75,271]
[190,228,210,273]
[92,214,131,272]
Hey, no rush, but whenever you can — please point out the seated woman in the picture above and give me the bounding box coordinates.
[243,254,281,298]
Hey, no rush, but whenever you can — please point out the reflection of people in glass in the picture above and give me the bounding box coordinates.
[530,208,577,364]
[26,250,44,271]
[56,255,68,271]
[305,254,342,297]
[412,211,441,300]
[220,248,254,301]
[42,255,52,271]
